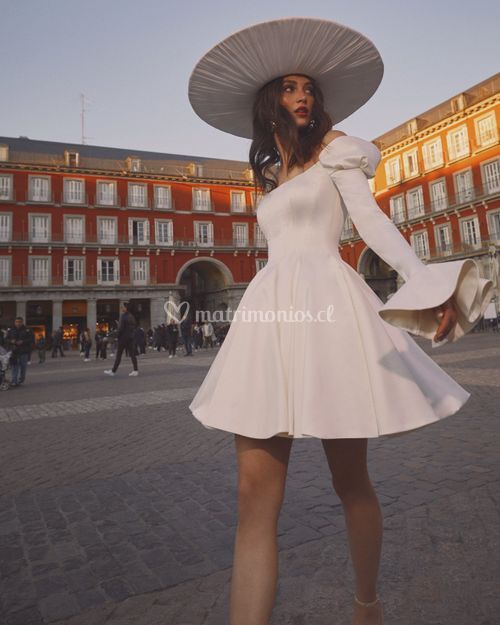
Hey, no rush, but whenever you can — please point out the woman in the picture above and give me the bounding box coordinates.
[187,17,493,625]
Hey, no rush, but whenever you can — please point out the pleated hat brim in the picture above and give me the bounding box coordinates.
[188,16,384,139]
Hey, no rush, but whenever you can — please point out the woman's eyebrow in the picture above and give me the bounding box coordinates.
[282,79,313,86]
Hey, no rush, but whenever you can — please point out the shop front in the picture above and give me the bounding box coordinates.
[62,300,87,349]
[26,301,52,339]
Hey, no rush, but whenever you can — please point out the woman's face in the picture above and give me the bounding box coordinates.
[279,74,315,129]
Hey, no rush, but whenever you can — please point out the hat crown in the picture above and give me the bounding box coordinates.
[188,17,384,139]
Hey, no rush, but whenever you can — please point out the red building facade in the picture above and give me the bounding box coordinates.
[339,73,500,310]
[0,140,267,341]
[1,73,498,341]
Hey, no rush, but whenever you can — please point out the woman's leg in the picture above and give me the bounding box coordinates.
[321,438,383,625]
[229,434,293,625]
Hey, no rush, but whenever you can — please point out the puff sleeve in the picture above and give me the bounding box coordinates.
[318,135,494,344]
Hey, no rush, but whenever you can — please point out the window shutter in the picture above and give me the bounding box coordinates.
[128,219,133,244]
[144,220,150,244]
[114,258,120,282]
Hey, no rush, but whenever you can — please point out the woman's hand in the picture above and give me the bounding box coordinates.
[433,296,458,342]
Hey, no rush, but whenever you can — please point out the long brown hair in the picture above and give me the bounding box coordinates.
[249,74,333,195]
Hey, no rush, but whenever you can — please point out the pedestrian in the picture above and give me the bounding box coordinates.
[36,335,46,364]
[82,328,92,361]
[95,329,103,359]
[135,326,146,355]
[180,317,193,356]
[192,323,203,350]
[104,302,139,376]
[51,326,64,357]
[201,320,214,348]
[26,327,35,365]
[166,319,179,358]
[6,317,32,387]
[186,17,494,624]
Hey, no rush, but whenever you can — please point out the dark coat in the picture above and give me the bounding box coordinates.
[117,312,137,345]
[6,325,32,357]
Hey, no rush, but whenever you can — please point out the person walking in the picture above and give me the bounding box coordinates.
[51,326,64,358]
[201,320,214,348]
[166,319,179,358]
[6,317,32,387]
[180,317,193,356]
[104,302,139,377]
[135,326,146,355]
[186,17,493,625]
[82,328,92,362]
[36,335,46,364]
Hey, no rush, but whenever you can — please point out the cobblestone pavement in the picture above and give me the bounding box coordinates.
[0,334,498,625]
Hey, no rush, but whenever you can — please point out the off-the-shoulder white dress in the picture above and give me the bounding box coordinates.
[189,135,493,439]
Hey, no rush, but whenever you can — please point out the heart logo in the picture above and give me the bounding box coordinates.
[163,299,190,324]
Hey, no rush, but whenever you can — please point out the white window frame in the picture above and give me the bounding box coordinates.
[63,178,85,205]
[474,112,498,148]
[28,175,51,203]
[29,256,51,286]
[194,221,214,246]
[154,185,172,209]
[230,190,247,213]
[454,168,475,204]
[446,125,470,161]
[402,148,419,178]
[480,158,500,195]
[0,212,12,242]
[487,209,500,242]
[254,223,267,248]
[434,223,453,256]
[410,230,430,260]
[64,151,80,167]
[233,222,248,247]
[130,257,149,285]
[64,215,85,244]
[429,178,448,212]
[384,156,402,186]
[460,216,481,249]
[389,194,406,223]
[97,257,120,285]
[406,186,425,220]
[128,218,150,245]
[422,138,444,170]
[0,255,11,286]
[128,182,148,208]
[97,217,118,245]
[192,187,212,211]
[155,219,173,246]
[29,213,51,243]
[255,258,268,272]
[128,158,142,172]
[63,256,85,286]
[0,174,13,201]
[96,180,118,207]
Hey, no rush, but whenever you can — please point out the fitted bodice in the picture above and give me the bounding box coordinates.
[256,159,345,263]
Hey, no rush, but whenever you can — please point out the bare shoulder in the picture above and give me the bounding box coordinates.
[320,129,347,149]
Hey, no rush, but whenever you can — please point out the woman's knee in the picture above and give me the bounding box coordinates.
[234,434,291,522]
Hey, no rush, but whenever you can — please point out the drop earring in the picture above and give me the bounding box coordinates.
[269,120,277,132]
[308,118,317,129]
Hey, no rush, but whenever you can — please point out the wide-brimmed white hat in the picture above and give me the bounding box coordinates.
[188,16,384,139]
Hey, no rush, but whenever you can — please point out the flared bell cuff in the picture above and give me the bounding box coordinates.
[378,258,494,344]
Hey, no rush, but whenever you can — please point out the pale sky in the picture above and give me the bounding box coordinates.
[1,0,499,161]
